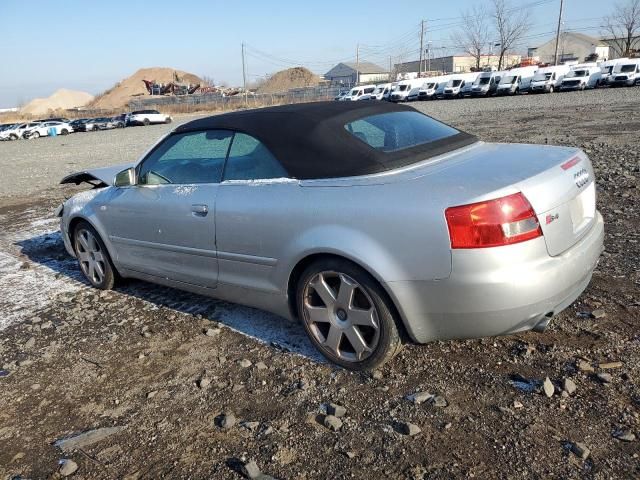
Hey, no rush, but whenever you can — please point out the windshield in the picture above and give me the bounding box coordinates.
[345,111,461,153]
[603,66,614,74]
[620,64,637,73]
[477,77,490,85]
[534,73,553,81]
[568,70,587,77]
[501,76,516,84]
[450,80,462,87]
[398,84,409,91]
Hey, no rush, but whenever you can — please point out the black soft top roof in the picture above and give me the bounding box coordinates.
[174,101,476,180]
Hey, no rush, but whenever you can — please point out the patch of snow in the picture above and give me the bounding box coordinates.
[222,178,298,186]
[0,215,323,363]
[172,185,199,196]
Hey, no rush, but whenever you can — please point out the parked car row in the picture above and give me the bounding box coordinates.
[335,58,640,105]
[0,110,172,141]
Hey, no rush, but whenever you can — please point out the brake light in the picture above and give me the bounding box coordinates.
[445,192,542,249]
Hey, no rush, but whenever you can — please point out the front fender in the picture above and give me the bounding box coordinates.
[62,188,119,266]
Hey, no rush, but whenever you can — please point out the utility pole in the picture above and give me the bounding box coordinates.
[427,41,432,73]
[389,55,392,81]
[553,0,564,66]
[355,43,360,85]
[419,20,425,76]
[241,42,247,106]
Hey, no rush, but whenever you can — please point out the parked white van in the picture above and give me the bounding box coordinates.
[496,66,538,95]
[390,79,425,102]
[441,73,480,99]
[343,85,376,101]
[417,76,444,100]
[368,83,392,100]
[530,65,571,93]
[608,60,640,87]
[560,65,602,91]
[601,58,629,84]
[470,71,503,97]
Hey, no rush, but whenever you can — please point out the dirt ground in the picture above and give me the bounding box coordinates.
[0,91,639,479]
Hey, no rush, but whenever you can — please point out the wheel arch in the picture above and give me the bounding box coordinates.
[67,215,119,273]
[286,252,413,343]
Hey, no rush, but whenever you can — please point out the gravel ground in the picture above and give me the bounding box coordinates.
[0,87,639,479]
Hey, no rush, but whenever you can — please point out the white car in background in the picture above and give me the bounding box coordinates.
[126,109,173,126]
[370,83,392,100]
[560,65,602,91]
[24,121,74,139]
[608,60,640,87]
[342,86,376,101]
[530,65,570,94]
[600,58,629,84]
[0,122,41,140]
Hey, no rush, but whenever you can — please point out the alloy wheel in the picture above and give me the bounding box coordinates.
[302,271,380,362]
[76,228,106,285]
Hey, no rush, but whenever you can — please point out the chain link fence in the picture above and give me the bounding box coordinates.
[128,84,350,113]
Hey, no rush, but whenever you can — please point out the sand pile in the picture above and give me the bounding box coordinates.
[90,67,203,110]
[21,89,94,116]
[257,67,320,94]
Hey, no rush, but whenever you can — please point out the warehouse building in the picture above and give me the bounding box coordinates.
[324,61,389,85]
[394,54,522,77]
[528,32,610,63]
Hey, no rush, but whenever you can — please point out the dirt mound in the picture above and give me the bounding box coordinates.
[21,89,93,116]
[257,67,320,94]
[90,67,203,110]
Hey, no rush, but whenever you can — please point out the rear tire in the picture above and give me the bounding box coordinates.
[31,131,40,139]
[165,117,172,124]
[548,85,554,93]
[143,118,150,126]
[73,221,116,290]
[296,258,403,370]
[61,129,68,135]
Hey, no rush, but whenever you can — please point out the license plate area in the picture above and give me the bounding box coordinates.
[569,182,596,235]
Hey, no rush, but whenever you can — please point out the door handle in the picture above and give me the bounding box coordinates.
[191,204,208,217]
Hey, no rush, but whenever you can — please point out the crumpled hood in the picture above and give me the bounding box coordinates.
[60,162,135,187]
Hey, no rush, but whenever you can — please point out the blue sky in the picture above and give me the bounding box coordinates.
[2,0,607,107]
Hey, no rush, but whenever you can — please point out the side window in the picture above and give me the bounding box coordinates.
[346,119,386,149]
[223,133,288,181]
[138,130,232,185]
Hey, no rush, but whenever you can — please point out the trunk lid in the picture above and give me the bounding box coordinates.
[411,142,597,256]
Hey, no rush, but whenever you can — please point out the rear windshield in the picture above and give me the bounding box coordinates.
[345,111,460,153]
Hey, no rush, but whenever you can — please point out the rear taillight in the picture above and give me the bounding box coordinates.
[445,192,542,249]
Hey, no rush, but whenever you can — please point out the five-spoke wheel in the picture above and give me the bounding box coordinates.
[73,221,116,289]
[297,259,402,370]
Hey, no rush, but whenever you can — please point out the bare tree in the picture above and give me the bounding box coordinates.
[451,5,490,70]
[201,75,216,87]
[491,0,530,70]
[602,0,640,58]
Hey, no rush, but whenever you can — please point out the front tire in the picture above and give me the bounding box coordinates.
[73,221,116,290]
[297,259,402,370]
[165,117,172,124]
[61,129,69,135]
[143,118,150,126]
[549,85,554,93]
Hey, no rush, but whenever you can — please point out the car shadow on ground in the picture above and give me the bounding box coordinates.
[15,231,325,363]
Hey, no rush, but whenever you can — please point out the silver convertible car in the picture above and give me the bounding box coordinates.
[58,101,604,370]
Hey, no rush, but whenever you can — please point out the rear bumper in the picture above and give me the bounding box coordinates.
[386,211,604,343]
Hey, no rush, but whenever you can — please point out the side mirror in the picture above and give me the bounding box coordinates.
[114,167,136,187]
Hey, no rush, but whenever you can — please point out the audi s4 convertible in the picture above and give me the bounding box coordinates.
[58,101,604,370]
